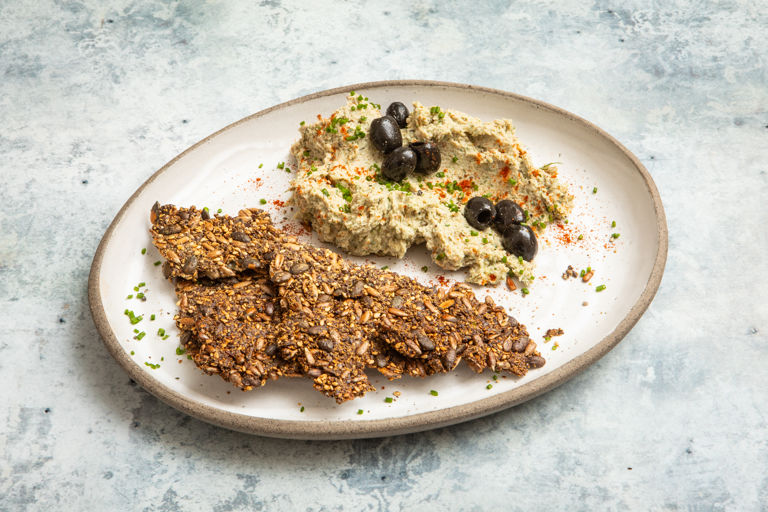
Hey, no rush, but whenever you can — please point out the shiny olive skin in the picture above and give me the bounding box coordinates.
[502,224,538,261]
[463,196,496,230]
[493,199,525,232]
[410,142,441,174]
[386,102,410,128]
[381,146,417,182]
[369,116,403,153]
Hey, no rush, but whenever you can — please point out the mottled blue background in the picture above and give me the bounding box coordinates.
[1,1,766,510]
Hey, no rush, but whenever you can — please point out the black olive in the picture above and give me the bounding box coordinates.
[369,116,402,153]
[386,102,410,128]
[410,142,441,174]
[502,224,538,261]
[381,146,417,182]
[463,197,496,230]
[493,200,525,232]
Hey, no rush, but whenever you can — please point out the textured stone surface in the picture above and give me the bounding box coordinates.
[1,1,766,510]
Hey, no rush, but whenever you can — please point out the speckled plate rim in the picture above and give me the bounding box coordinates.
[88,80,668,440]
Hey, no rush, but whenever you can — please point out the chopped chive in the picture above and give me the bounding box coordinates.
[175,347,185,355]
[492,374,498,381]
[429,389,438,396]
[137,282,145,288]
[580,269,586,277]
[150,314,155,321]
[611,220,616,228]
[611,233,621,239]
[349,90,355,96]
[321,188,330,197]
[384,397,393,403]
[299,121,305,126]
[134,329,139,333]
[486,384,493,390]
[258,163,263,168]
[592,187,598,194]
[421,265,429,272]
[162,335,169,340]
[518,256,524,264]
[259,199,267,205]
[381,265,389,270]
[357,409,364,415]
[577,234,583,240]
[158,328,165,336]
[596,284,606,292]
[136,292,145,300]
[130,351,135,355]
[521,288,530,295]
[135,332,146,340]
[435,252,446,261]
[452,156,458,163]
[501,256,508,263]
[435,171,445,178]
[508,178,517,186]
[300,406,305,412]
[144,362,160,369]
[438,111,445,119]
[544,336,551,341]
[277,162,285,169]
[141,248,146,255]
[133,286,139,291]
[124,310,142,325]
[154,261,161,266]
[217,208,222,214]
[482,237,489,244]
[470,230,478,236]
[126,295,133,299]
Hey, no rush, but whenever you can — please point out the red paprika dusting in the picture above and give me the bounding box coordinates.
[499,166,511,179]
[458,179,474,198]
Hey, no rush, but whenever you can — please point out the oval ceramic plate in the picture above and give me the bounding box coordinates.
[88,81,667,439]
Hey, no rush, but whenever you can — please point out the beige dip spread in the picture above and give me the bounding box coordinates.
[289,93,573,286]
